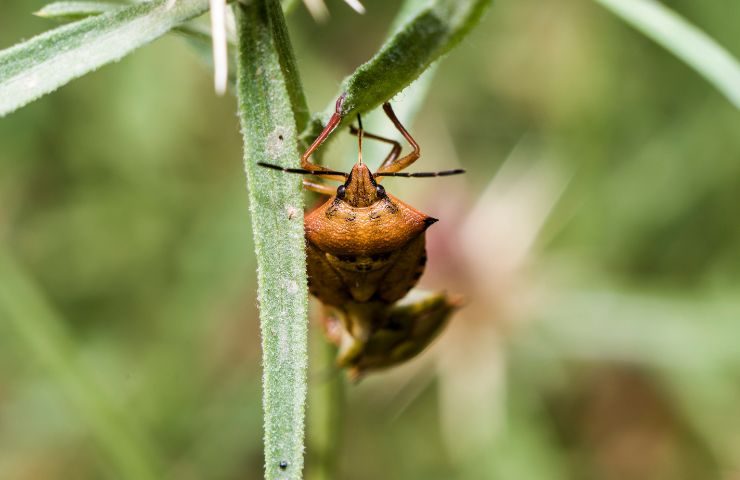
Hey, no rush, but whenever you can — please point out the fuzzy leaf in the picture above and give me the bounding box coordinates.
[0,0,210,117]
[34,1,121,20]
[306,0,491,139]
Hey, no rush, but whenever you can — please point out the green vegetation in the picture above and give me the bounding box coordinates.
[1,0,740,479]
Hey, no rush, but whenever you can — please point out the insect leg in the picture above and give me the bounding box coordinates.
[303,179,336,196]
[374,102,421,175]
[300,94,346,178]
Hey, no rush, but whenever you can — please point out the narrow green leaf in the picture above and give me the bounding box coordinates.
[596,0,740,109]
[33,0,240,86]
[34,1,121,20]
[0,0,210,117]
[234,0,310,478]
[306,0,491,138]
[0,249,162,480]
[33,1,221,44]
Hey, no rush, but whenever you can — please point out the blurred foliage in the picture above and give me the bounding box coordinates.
[1,0,740,479]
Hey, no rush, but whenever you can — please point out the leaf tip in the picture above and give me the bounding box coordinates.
[33,7,51,18]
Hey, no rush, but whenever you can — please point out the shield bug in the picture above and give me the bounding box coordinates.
[258,94,464,375]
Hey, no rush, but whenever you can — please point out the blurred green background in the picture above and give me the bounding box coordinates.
[2,1,740,479]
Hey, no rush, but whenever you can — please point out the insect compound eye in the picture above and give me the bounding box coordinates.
[337,185,347,199]
[375,184,386,197]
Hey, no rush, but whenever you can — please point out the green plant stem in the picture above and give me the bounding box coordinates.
[0,249,161,480]
[234,0,310,478]
[307,323,344,480]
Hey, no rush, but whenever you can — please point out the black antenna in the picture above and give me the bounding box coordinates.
[258,162,348,177]
[375,169,466,178]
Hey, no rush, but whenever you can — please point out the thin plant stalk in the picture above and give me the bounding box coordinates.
[0,249,162,480]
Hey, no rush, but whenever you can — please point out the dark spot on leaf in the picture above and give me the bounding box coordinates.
[279,461,288,470]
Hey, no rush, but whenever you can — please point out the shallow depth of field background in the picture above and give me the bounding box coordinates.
[2,1,740,479]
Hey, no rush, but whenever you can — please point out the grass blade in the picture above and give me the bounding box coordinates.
[0,249,162,480]
[234,0,310,478]
[596,0,740,109]
[0,0,210,117]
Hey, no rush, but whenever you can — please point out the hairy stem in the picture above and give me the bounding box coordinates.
[234,0,310,478]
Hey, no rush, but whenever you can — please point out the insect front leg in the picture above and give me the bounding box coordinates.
[299,94,347,181]
[302,179,336,196]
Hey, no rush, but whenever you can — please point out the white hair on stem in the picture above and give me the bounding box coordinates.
[303,0,329,21]
[210,0,228,95]
[342,0,365,14]
[168,0,365,93]
[302,0,365,21]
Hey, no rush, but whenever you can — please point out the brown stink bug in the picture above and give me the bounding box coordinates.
[259,94,464,376]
